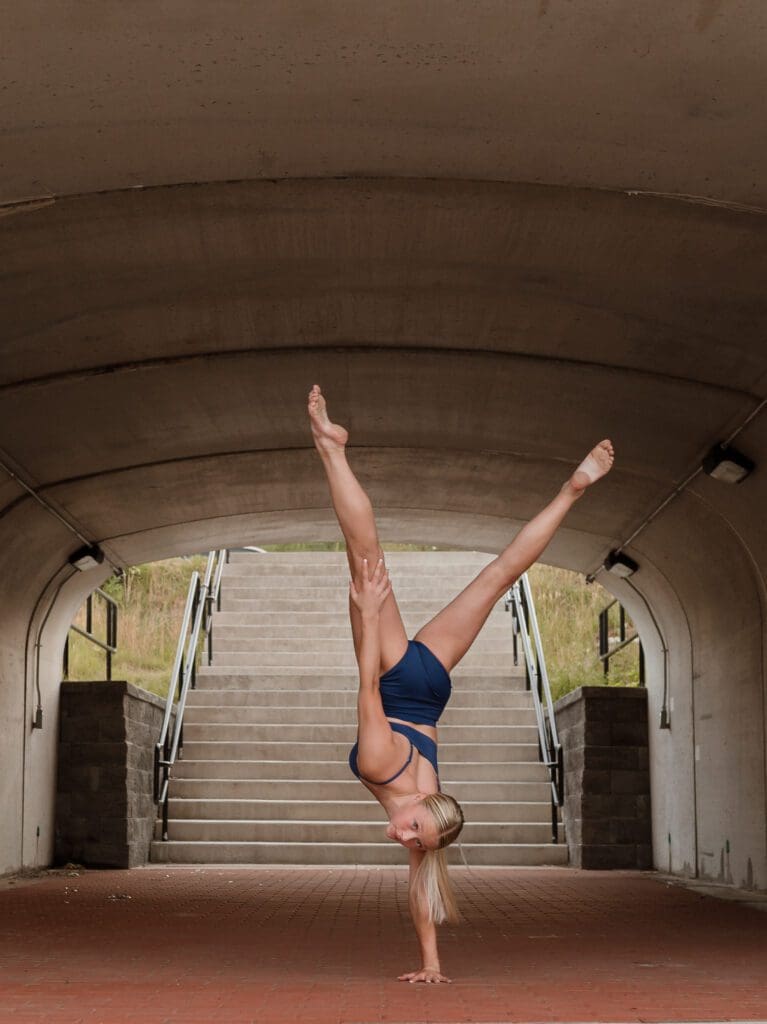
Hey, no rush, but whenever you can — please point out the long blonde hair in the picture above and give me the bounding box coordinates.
[412,792,465,924]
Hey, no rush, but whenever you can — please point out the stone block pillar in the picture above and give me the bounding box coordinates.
[554,685,651,869]
[55,680,171,868]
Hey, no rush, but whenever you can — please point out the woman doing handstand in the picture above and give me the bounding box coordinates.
[307,385,614,984]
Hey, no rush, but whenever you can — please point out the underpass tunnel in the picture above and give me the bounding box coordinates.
[1,330,765,886]
[2,2,766,894]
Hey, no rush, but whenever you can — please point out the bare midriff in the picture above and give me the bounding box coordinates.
[385,716,437,743]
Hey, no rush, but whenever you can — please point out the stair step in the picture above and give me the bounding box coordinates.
[165,798,556,823]
[199,651,517,668]
[185,689,534,709]
[170,759,551,782]
[149,841,568,866]
[184,706,538,725]
[154,818,563,844]
[221,579,499,591]
[168,779,553,801]
[211,621,510,635]
[209,638,513,655]
[219,593,503,610]
[212,611,510,627]
[194,670,526,686]
[181,723,539,743]
[178,741,542,762]
[225,552,495,567]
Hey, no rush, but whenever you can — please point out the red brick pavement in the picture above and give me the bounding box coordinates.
[0,866,765,1023]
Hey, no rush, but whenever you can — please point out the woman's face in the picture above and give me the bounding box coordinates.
[386,796,440,851]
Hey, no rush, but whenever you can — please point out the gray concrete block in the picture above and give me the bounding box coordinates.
[69,741,126,766]
[610,818,652,844]
[581,768,613,793]
[83,842,129,869]
[581,793,639,818]
[98,715,127,742]
[580,844,640,870]
[611,770,651,795]
[610,720,651,745]
[583,720,613,745]
[553,684,650,871]
[586,745,639,770]
[581,819,613,844]
[636,844,654,869]
[562,744,584,773]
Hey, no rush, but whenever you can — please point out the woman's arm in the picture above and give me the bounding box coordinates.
[350,560,403,776]
[397,849,451,984]
[355,580,383,695]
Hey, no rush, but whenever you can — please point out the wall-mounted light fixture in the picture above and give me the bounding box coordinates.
[603,549,639,578]
[702,442,754,484]
[68,544,105,572]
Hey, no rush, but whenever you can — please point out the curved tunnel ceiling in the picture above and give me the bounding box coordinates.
[1,3,766,591]
[3,2,767,206]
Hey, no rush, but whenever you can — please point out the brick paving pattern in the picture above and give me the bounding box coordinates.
[0,866,765,1023]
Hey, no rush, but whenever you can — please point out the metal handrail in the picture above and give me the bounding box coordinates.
[505,574,563,843]
[63,586,119,680]
[154,549,227,840]
[598,598,644,683]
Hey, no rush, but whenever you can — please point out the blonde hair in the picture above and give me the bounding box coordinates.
[412,792,465,924]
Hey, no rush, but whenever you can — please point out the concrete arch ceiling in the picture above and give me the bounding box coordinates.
[2,177,767,576]
[1,0,766,583]
[3,1,767,206]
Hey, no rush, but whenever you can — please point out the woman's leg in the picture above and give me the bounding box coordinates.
[415,441,615,672]
[308,385,408,672]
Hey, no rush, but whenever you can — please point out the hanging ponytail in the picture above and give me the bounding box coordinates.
[412,792,465,924]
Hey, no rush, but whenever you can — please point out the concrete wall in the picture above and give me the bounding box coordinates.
[0,505,112,875]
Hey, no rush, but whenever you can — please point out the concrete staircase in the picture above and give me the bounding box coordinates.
[150,550,567,866]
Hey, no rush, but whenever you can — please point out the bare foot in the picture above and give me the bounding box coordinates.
[307,384,349,452]
[570,439,615,492]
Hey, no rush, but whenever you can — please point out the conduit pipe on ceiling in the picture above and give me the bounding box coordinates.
[0,450,120,572]
[586,395,767,582]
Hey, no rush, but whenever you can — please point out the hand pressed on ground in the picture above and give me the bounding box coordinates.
[398,966,452,984]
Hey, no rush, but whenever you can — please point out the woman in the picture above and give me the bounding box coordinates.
[307,384,614,984]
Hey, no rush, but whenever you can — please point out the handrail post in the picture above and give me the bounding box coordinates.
[64,586,119,681]
[106,600,112,680]
[551,794,558,844]
[507,576,563,839]
[153,549,229,841]
[598,598,643,682]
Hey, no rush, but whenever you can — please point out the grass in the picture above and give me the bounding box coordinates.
[527,564,641,700]
[64,546,641,701]
[65,555,208,699]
